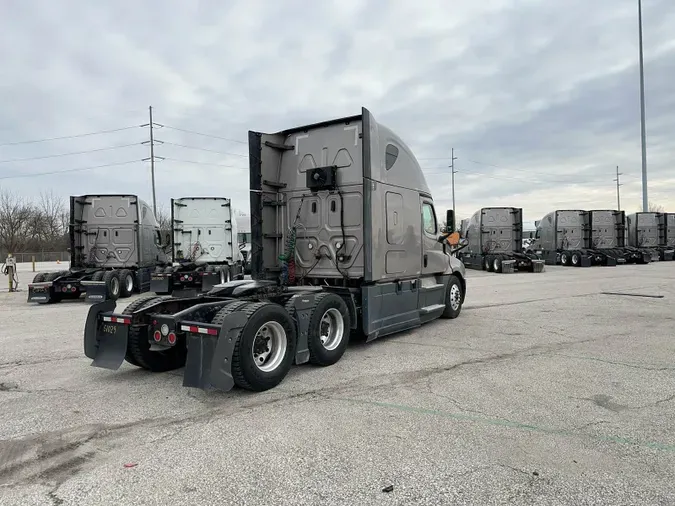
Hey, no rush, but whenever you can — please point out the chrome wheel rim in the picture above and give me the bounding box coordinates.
[319,308,344,351]
[252,321,287,372]
[125,274,134,292]
[111,276,119,296]
[450,284,461,311]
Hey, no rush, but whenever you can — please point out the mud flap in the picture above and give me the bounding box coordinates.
[150,274,172,294]
[82,280,107,304]
[290,294,316,365]
[83,300,129,370]
[27,282,53,304]
[663,250,674,261]
[182,311,248,391]
[604,256,617,267]
[201,272,221,293]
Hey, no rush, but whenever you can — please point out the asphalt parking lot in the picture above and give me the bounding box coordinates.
[1,262,674,505]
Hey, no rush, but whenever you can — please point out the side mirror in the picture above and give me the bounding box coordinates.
[446,210,455,232]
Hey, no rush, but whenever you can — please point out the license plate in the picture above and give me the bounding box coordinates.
[31,287,46,293]
[101,323,119,335]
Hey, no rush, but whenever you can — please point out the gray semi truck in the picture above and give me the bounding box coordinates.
[150,197,246,297]
[458,207,544,273]
[529,209,651,266]
[81,107,468,394]
[27,194,169,304]
[626,212,675,261]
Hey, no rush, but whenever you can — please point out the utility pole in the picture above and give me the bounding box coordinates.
[614,165,623,211]
[450,148,458,230]
[141,106,164,216]
[638,0,648,212]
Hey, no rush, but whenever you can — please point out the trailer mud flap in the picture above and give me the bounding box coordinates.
[82,280,107,303]
[27,282,53,304]
[150,274,171,294]
[83,300,130,370]
[182,311,249,391]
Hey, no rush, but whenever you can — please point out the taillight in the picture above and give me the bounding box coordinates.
[153,330,161,342]
[180,276,185,281]
[187,276,193,282]
[167,333,177,345]
[71,286,77,292]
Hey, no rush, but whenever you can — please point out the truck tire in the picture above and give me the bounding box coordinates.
[122,295,176,368]
[32,272,46,283]
[119,269,135,298]
[303,292,351,366]
[92,270,105,281]
[560,251,570,266]
[571,251,581,266]
[441,274,463,319]
[484,255,494,272]
[223,301,297,392]
[493,255,503,273]
[102,271,121,301]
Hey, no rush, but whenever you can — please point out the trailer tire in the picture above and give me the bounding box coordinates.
[227,302,297,392]
[441,274,463,319]
[119,269,135,298]
[102,271,121,301]
[32,272,46,283]
[125,296,186,372]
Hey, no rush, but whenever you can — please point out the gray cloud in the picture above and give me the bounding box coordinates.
[0,0,672,225]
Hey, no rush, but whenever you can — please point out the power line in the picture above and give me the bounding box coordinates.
[158,140,248,158]
[0,142,141,164]
[161,125,247,145]
[0,160,142,180]
[162,157,248,169]
[0,125,141,147]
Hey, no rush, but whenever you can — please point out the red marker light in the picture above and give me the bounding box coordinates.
[167,332,177,345]
[153,330,161,342]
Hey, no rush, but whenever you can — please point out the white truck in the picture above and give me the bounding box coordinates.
[235,213,252,274]
[150,197,245,296]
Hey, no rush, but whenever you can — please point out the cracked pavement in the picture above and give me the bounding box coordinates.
[1,262,675,505]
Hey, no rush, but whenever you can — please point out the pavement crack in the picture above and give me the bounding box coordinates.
[558,354,675,371]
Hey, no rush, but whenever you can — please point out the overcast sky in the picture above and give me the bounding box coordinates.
[1,0,673,226]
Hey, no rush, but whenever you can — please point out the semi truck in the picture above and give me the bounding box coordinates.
[150,197,245,296]
[529,209,651,266]
[458,207,544,273]
[82,107,468,393]
[27,194,169,304]
[626,212,674,261]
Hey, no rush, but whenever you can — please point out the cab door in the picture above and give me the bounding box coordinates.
[420,197,446,275]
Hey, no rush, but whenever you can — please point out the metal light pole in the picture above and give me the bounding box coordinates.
[638,0,648,212]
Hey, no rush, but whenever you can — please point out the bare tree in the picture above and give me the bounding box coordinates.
[154,202,171,231]
[0,188,34,254]
[648,202,665,213]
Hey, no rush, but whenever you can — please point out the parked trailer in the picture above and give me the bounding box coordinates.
[626,212,674,262]
[27,194,169,304]
[458,207,544,273]
[82,107,468,393]
[150,197,245,297]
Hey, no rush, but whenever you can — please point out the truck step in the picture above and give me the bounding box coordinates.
[419,283,444,292]
[263,200,286,207]
[419,304,446,315]
[264,141,294,151]
[263,179,287,189]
